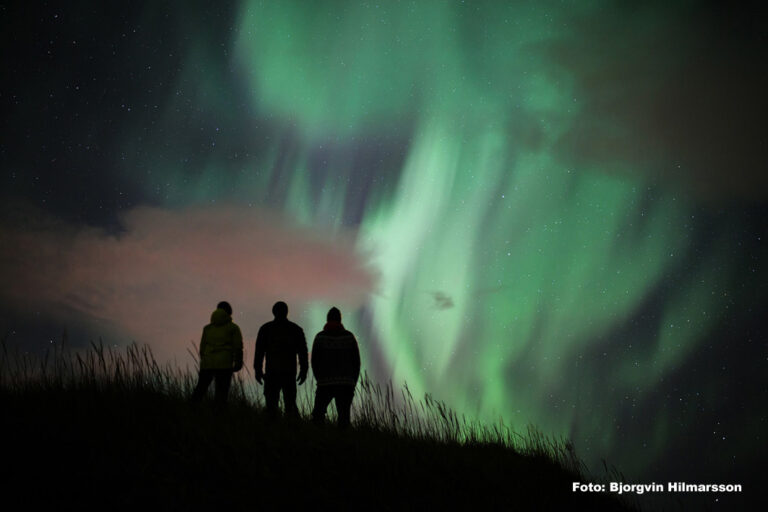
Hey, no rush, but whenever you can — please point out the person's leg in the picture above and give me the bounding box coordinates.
[263,375,280,417]
[191,369,214,402]
[312,386,334,424]
[282,375,298,417]
[335,386,355,428]
[213,369,233,405]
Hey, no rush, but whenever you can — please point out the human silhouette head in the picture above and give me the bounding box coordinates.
[327,307,341,322]
[272,301,288,319]
[217,301,232,315]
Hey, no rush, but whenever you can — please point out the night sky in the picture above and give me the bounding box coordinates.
[2,0,766,504]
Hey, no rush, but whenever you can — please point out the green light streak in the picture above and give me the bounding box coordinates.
[129,0,741,481]
[230,0,732,477]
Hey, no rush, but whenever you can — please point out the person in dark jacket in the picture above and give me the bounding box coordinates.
[191,301,244,405]
[311,307,360,428]
[254,301,308,417]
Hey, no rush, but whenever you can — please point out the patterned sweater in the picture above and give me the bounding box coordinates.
[311,322,361,387]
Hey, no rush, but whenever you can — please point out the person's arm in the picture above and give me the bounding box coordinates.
[351,334,361,384]
[232,324,243,372]
[297,327,308,384]
[199,327,208,367]
[253,326,265,384]
[310,334,324,383]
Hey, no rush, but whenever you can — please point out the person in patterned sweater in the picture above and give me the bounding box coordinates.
[310,307,361,427]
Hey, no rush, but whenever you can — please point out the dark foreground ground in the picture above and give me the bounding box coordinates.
[2,388,635,511]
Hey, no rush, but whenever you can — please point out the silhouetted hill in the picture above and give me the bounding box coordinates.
[1,342,634,510]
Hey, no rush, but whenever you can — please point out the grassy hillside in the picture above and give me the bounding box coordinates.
[1,341,635,510]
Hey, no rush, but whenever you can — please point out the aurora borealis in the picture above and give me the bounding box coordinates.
[1,0,766,506]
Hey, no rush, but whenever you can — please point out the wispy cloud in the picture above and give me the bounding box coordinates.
[0,204,376,360]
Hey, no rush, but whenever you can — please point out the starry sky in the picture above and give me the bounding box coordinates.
[1,0,766,505]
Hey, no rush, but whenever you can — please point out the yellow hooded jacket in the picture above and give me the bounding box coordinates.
[199,308,243,370]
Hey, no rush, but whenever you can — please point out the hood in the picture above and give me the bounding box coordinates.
[210,308,231,326]
[323,321,345,332]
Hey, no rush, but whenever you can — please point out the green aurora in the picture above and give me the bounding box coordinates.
[5,0,764,493]
[223,0,738,473]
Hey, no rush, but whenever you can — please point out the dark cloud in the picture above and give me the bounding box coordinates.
[431,291,454,310]
[547,2,768,201]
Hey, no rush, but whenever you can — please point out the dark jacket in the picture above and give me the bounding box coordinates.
[200,308,243,370]
[254,319,308,378]
[311,322,360,387]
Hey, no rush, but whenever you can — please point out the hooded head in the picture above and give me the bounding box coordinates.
[272,301,288,320]
[217,301,232,315]
[327,307,341,322]
[210,301,232,326]
[210,308,231,326]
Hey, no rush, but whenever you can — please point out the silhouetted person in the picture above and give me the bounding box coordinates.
[311,307,360,428]
[191,301,243,405]
[254,301,308,417]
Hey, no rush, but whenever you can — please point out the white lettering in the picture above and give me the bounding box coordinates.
[572,482,604,492]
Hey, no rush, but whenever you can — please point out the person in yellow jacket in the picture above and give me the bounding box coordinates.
[191,301,244,405]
